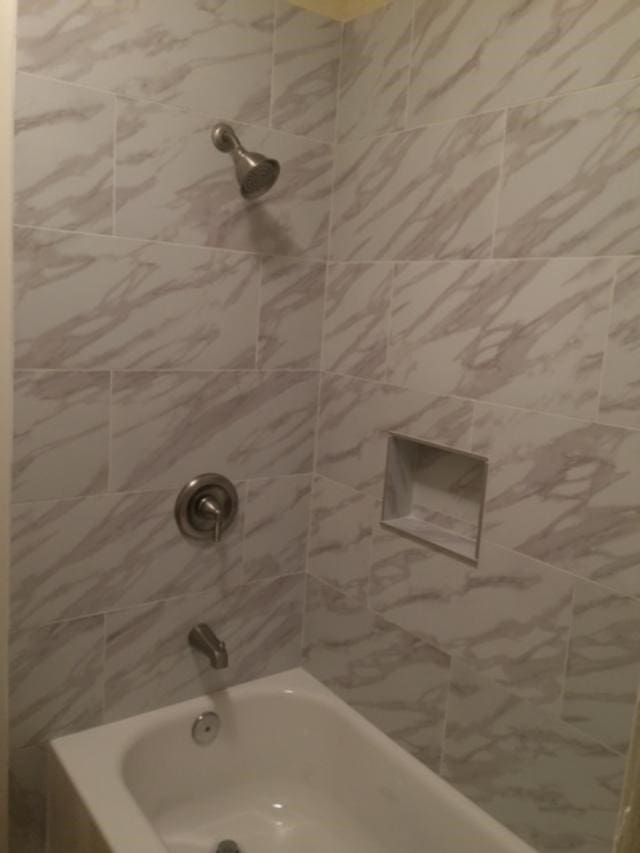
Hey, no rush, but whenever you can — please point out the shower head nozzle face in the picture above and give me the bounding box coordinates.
[212,122,281,200]
[241,159,280,200]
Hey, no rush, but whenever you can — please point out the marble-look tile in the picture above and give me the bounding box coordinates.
[14,72,114,233]
[472,404,640,600]
[104,575,304,721]
[11,489,246,630]
[272,1,340,142]
[14,228,261,371]
[307,475,374,603]
[17,0,274,125]
[331,111,504,262]
[116,98,332,257]
[257,256,324,370]
[563,581,640,754]
[323,262,393,380]
[388,258,614,419]
[495,80,640,258]
[600,258,640,430]
[10,616,104,748]
[111,370,317,492]
[443,661,625,853]
[9,747,46,853]
[303,576,450,769]
[370,536,574,709]
[410,0,640,127]
[337,0,412,142]
[244,475,311,582]
[316,373,472,497]
[13,371,109,502]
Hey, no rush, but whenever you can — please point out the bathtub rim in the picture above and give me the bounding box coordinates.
[50,666,538,853]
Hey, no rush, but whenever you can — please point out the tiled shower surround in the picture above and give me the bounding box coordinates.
[8,2,640,853]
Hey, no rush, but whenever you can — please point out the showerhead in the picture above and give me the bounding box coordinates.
[212,123,280,200]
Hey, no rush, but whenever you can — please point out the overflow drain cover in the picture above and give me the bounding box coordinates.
[216,843,240,853]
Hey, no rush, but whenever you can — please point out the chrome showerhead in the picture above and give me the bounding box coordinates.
[212,122,280,200]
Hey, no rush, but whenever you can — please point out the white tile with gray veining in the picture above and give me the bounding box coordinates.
[410,0,640,127]
[337,0,412,142]
[14,73,114,233]
[563,581,640,754]
[307,475,374,603]
[331,111,504,262]
[13,371,109,502]
[495,80,640,258]
[104,575,304,721]
[14,228,261,370]
[257,256,325,370]
[472,404,640,600]
[17,0,274,124]
[599,257,640,430]
[443,661,626,853]
[116,97,332,256]
[369,534,574,709]
[10,616,104,748]
[303,575,450,771]
[388,258,614,419]
[9,747,46,853]
[243,475,311,582]
[110,370,318,492]
[323,262,392,380]
[316,373,473,497]
[272,1,340,142]
[11,488,246,630]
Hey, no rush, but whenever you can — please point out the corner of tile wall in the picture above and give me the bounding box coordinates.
[308,3,640,853]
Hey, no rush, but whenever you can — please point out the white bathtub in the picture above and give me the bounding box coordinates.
[49,668,537,853]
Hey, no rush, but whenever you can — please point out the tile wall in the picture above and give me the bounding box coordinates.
[9,2,640,853]
[303,3,640,853]
[9,2,339,850]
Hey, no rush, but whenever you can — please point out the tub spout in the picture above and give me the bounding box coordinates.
[188,624,229,669]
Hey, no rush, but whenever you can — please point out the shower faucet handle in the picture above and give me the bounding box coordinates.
[174,474,239,543]
[196,495,223,542]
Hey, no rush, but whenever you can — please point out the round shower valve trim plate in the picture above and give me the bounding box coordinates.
[174,473,239,542]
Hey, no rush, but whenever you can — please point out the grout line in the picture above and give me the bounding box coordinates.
[594,260,619,418]
[106,370,114,493]
[382,262,396,384]
[254,256,266,369]
[15,69,333,149]
[11,222,331,263]
[402,0,416,132]
[12,364,640,432]
[468,399,478,451]
[12,221,640,267]
[100,615,108,721]
[111,94,117,237]
[10,472,316,507]
[18,57,640,142]
[331,71,640,146]
[557,583,577,717]
[238,480,250,576]
[437,658,455,777]
[11,571,309,635]
[488,110,508,259]
[267,0,279,129]
[333,22,346,145]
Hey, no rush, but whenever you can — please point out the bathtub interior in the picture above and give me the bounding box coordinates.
[113,670,536,853]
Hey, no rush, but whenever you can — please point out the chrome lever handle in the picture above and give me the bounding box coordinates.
[175,474,239,543]
[197,496,222,542]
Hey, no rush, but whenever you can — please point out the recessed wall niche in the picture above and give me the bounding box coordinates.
[381,433,488,562]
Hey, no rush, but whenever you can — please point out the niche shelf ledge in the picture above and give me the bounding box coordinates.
[381,433,488,563]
